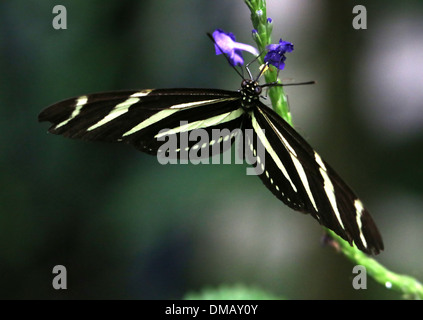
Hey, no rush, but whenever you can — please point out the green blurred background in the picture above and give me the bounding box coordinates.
[1,0,422,299]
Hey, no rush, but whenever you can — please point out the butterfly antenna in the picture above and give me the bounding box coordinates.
[207,33,245,80]
[244,49,270,82]
[261,80,316,88]
[245,52,263,80]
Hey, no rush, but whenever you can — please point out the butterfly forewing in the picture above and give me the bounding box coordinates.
[39,88,244,158]
[247,101,383,254]
[244,108,306,211]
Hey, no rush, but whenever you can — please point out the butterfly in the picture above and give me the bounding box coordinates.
[38,32,383,255]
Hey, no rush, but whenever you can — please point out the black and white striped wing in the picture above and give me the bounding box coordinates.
[38,89,245,158]
[245,102,384,255]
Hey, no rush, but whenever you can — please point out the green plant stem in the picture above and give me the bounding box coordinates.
[328,230,423,299]
[245,0,292,124]
[244,0,423,299]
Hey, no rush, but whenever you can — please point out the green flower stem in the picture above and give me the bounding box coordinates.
[244,0,292,124]
[244,0,423,299]
[328,230,423,299]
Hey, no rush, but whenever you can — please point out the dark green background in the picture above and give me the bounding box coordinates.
[1,0,422,299]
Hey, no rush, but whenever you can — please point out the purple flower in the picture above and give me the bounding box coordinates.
[264,39,294,70]
[212,29,259,66]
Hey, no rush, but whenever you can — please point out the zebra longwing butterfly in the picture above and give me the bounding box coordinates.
[38,36,383,255]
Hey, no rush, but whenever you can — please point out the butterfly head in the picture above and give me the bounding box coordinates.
[240,79,262,110]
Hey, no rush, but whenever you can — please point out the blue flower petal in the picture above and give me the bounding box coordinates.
[264,39,294,70]
[212,29,259,67]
